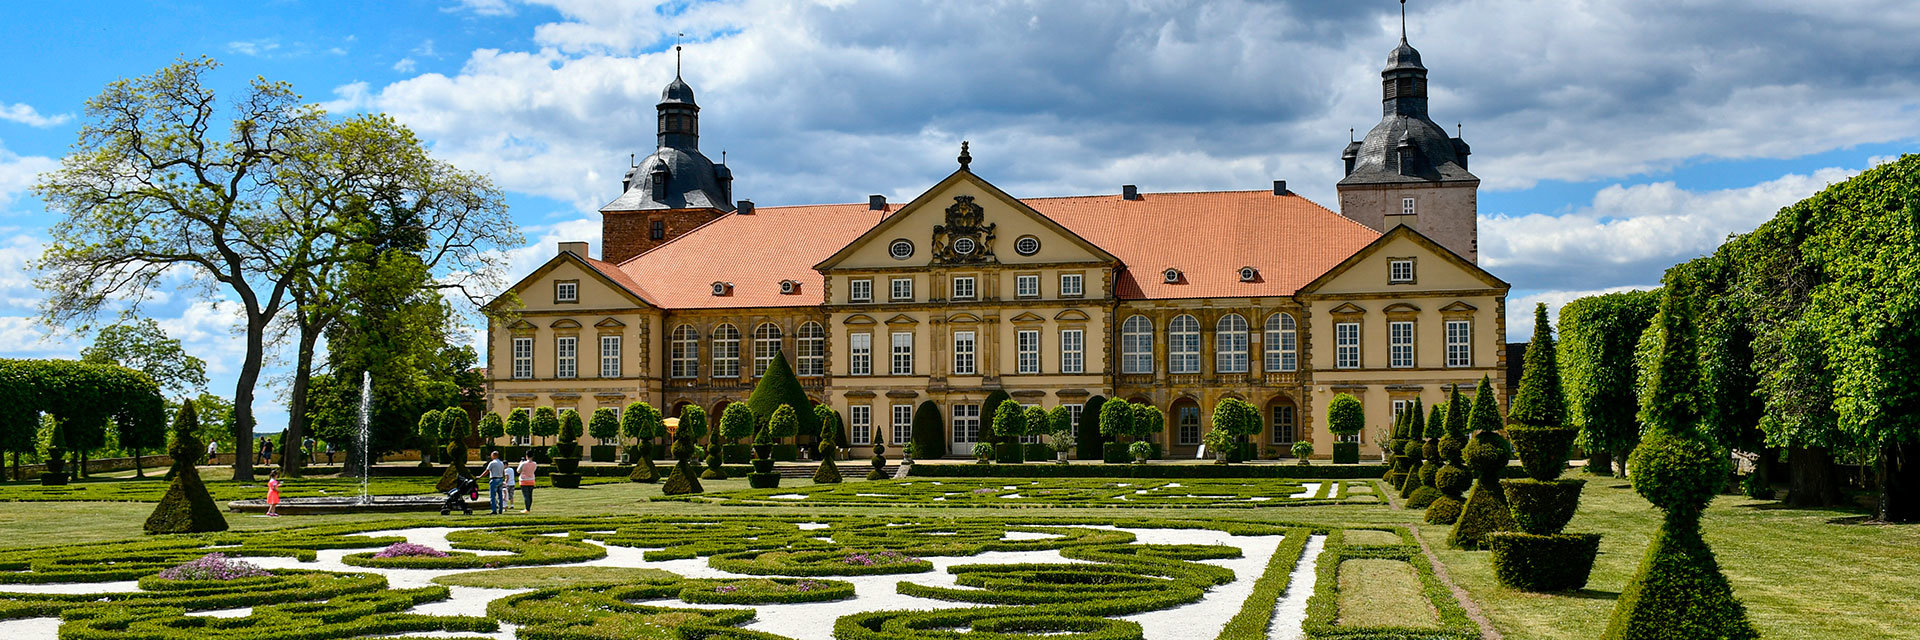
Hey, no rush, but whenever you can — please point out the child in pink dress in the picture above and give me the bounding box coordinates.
[266,470,282,517]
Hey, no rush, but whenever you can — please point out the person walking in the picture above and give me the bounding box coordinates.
[265,469,282,517]
[516,452,537,513]
[483,451,509,515]
[325,441,337,465]
[206,440,218,465]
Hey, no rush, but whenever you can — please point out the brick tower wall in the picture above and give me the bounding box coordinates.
[601,208,728,264]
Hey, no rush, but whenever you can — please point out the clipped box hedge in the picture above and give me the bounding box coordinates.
[908,462,1395,479]
[1487,532,1601,592]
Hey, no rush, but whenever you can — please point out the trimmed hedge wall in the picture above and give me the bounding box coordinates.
[909,462,1407,479]
[1487,532,1601,592]
[1301,530,1481,640]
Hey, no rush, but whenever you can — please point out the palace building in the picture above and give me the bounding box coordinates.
[483,32,1508,459]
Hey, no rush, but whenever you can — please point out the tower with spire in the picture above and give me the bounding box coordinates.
[599,43,736,264]
[1338,0,1480,262]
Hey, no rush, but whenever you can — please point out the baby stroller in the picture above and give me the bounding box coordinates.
[440,474,479,515]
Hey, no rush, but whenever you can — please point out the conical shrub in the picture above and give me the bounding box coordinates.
[145,401,228,534]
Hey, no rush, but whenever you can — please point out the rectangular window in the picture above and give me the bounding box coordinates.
[554,280,577,304]
[1402,197,1416,215]
[890,277,913,301]
[1392,399,1410,420]
[600,335,622,378]
[893,404,915,446]
[1065,403,1083,427]
[953,404,980,444]
[1446,320,1472,367]
[511,337,533,379]
[1389,321,1415,368]
[1270,404,1297,445]
[952,276,975,300]
[891,331,914,375]
[1059,329,1084,374]
[1016,330,1040,374]
[1390,259,1415,283]
[555,336,577,379]
[1335,322,1361,369]
[649,219,665,240]
[1015,274,1039,298]
[952,331,976,375]
[1060,273,1084,297]
[1176,404,1201,446]
[850,332,872,376]
[850,278,873,303]
[850,405,872,446]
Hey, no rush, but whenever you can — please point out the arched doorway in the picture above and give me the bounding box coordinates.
[1265,396,1299,456]
[1170,397,1201,458]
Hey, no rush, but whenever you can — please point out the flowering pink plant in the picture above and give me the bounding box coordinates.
[841,550,915,566]
[155,553,270,581]
[714,584,739,593]
[372,542,449,559]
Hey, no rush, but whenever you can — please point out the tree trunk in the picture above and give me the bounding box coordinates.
[133,447,143,478]
[1612,447,1632,478]
[281,324,321,478]
[1785,445,1843,508]
[230,318,268,482]
[1587,449,1613,476]
[77,449,87,479]
[1878,441,1920,523]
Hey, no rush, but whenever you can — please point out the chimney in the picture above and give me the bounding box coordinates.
[868,194,886,210]
[736,200,755,215]
[1122,184,1140,201]
[1272,180,1288,196]
[558,241,589,258]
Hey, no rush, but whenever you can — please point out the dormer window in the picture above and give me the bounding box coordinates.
[1163,268,1182,284]
[1402,198,1417,215]
[711,281,733,296]
[779,280,799,295]
[1238,267,1258,282]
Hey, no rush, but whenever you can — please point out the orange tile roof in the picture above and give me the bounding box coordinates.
[616,203,892,309]
[609,189,1377,309]
[1029,190,1380,299]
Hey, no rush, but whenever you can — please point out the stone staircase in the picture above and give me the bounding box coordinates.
[767,462,900,479]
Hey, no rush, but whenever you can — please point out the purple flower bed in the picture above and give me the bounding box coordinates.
[372,542,449,559]
[795,579,824,592]
[841,550,916,567]
[714,584,739,593]
[155,553,270,581]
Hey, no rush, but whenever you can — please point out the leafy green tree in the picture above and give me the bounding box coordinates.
[1047,405,1075,453]
[1022,405,1049,444]
[745,350,817,440]
[980,390,1013,445]
[720,404,756,444]
[910,401,946,458]
[478,412,505,445]
[992,402,1025,441]
[815,404,846,451]
[1132,403,1164,443]
[416,409,443,465]
[1099,399,1135,441]
[588,408,620,447]
[1326,394,1363,438]
[506,408,531,445]
[676,404,708,443]
[559,410,584,444]
[531,407,559,447]
[767,405,798,444]
[1511,304,1567,429]
[80,319,207,396]
[1558,290,1659,476]
[621,402,661,454]
[1210,397,1261,463]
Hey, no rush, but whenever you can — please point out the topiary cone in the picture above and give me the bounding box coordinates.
[629,455,659,483]
[145,401,227,534]
[1448,429,1516,549]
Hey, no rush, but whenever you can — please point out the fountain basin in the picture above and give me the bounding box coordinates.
[226,495,491,515]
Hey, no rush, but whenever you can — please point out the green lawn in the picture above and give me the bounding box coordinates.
[0,469,1914,639]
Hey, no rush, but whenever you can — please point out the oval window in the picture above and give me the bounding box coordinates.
[889,239,914,259]
[953,237,977,255]
[1015,235,1040,256]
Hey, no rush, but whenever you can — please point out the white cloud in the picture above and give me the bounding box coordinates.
[0,141,57,210]
[0,103,71,128]
[0,315,82,357]
[412,39,439,58]
[226,39,281,57]
[1506,285,1659,341]
[155,299,250,376]
[317,82,373,114]
[448,0,516,17]
[392,57,417,73]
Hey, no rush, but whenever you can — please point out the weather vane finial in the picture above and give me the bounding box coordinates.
[958,141,972,171]
[675,32,685,77]
[1400,0,1408,42]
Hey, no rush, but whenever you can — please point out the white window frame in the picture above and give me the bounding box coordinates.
[1065,403,1084,428]
[554,280,577,303]
[1059,329,1084,374]
[1122,315,1154,374]
[1060,273,1084,298]
[1175,403,1201,446]
[1389,259,1415,284]
[753,323,783,376]
[893,404,915,445]
[797,322,825,377]
[600,335,622,378]
[891,331,914,376]
[670,325,699,379]
[1168,314,1201,374]
[1215,314,1248,374]
[850,278,873,303]
[850,405,872,446]
[1446,320,1473,367]
[1016,329,1040,374]
[555,336,577,379]
[1335,322,1361,370]
[511,337,533,379]
[952,330,977,375]
[952,276,975,300]
[1015,274,1040,298]
[1270,404,1296,445]
[952,404,980,444]
[890,277,913,301]
[711,324,740,378]
[1390,320,1415,368]
[849,332,872,376]
[1402,197,1416,215]
[1265,313,1297,373]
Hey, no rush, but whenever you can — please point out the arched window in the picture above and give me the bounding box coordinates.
[1168,314,1200,374]
[670,325,699,379]
[710,324,740,378]
[1264,313,1297,372]
[796,322,826,377]
[1216,314,1249,374]
[1121,315,1154,374]
[753,323,784,376]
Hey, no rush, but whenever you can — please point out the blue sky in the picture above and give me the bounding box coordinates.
[2,0,1916,432]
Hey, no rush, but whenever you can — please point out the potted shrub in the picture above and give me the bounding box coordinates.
[901,442,916,465]
[1209,398,1260,465]
[1047,406,1075,464]
[1203,428,1237,465]
[991,401,1025,464]
[1022,405,1052,461]
[720,404,756,464]
[971,442,994,464]
[1291,440,1314,465]
[588,408,620,463]
[1129,441,1152,464]
[1327,393,1363,464]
